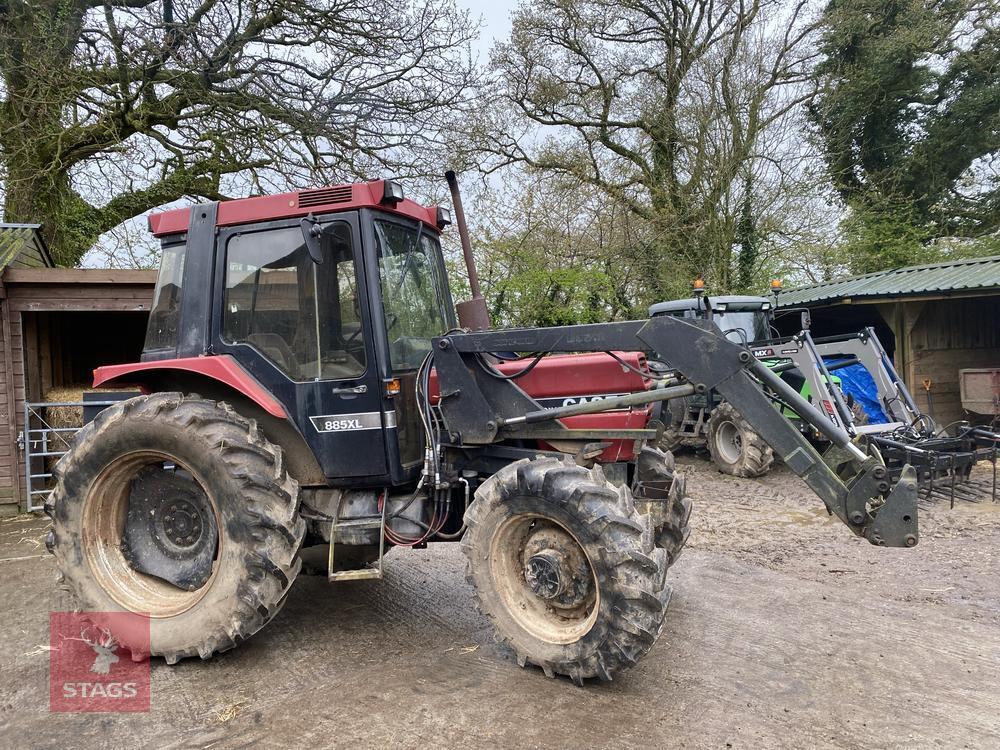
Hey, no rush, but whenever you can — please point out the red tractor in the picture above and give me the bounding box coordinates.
[46,175,919,683]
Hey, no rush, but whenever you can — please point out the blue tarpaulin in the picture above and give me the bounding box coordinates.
[825,359,888,424]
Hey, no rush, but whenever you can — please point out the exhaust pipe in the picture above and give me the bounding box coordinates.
[446,170,491,331]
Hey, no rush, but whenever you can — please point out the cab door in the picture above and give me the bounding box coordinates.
[362,211,456,480]
[213,214,389,482]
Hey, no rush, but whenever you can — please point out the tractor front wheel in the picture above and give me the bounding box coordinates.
[656,395,690,453]
[706,401,774,478]
[47,393,304,663]
[463,457,684,683]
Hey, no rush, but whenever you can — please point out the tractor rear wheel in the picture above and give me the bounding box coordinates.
[706,401,774,478]
[463,457,687,683]
[47,393,304,663]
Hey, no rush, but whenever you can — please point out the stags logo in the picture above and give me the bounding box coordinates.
[49,612,150,712]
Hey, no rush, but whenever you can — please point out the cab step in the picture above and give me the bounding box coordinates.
[327,498,386,582]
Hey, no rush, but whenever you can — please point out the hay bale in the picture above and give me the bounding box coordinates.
[42,386,87,430]
[41,385,131,429]
[38,386,131,481]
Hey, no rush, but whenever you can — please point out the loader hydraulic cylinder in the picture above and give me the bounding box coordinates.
[434,315,919,547]
[501,383,698,426]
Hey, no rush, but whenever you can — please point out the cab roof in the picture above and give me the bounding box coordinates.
[649,295,770,316]
[148,180,443,237]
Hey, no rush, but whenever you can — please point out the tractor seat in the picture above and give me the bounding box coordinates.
[246,333,299,376]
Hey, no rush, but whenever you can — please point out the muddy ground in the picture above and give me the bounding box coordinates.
[1,458,999,749]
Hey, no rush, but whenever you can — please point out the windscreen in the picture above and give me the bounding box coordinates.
[374,219,452,370]
[713,309,770,344]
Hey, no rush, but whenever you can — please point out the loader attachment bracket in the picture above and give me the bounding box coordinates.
[866,466,919,547]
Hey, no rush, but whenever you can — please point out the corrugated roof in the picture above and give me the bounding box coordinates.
[777,255,1000,307]
[0,224,54,270]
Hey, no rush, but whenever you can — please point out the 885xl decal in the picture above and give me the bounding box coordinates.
[310,411,390,433]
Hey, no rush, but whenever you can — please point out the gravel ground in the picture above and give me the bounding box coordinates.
[0,457,998,749]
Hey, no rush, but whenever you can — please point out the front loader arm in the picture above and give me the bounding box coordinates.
[433,315,919,548]
[635,318,918,547]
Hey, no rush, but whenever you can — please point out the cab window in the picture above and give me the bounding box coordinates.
[144,241,185,354]
[223,222,366,381]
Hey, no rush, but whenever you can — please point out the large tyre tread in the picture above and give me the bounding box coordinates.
[48,392,304,665]
[463,455,690,685]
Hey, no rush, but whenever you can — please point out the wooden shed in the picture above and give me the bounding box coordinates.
[0,226,155,514]
[776,256,1000,430]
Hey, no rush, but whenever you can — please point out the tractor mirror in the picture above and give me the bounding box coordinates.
[299,214,325,264]
[801,310,811,330]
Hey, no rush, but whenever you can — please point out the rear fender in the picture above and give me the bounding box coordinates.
[93,356,326,485]
[94,355,286,418]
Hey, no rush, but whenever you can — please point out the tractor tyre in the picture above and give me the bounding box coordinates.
[633,445,692,561]
[46,392,304,664]
[656,396,689,453]
[706,401,774,478]
[463,456,685,684]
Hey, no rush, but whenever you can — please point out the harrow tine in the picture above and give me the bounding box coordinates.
[993,446,997,504]
[929,487,950,502]
[949,454,957,509]
[950,484,981,503]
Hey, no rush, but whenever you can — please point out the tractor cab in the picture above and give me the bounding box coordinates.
[648,295,773,346]
[102,180,456,487]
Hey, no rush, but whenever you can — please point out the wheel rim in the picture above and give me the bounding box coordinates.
[716,420,743,464]
[489,513,599,645]
[81,451,222,618]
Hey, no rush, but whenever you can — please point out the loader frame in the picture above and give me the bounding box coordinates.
[431,316,920,548]
[759,327,1000,500]
[650,289,999,496]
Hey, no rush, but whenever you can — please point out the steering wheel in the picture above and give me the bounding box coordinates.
[345,326,363,346]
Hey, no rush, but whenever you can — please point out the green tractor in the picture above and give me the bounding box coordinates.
[648,287,997,497]
[648,293,864,477]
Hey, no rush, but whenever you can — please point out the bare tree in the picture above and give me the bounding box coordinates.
[459,169,654,326]
[0,0,477,265]
[476,0,819,302]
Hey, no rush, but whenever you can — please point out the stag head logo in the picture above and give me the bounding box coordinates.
[74,624,121,675]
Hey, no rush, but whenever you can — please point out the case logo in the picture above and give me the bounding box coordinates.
[536,393,627,409]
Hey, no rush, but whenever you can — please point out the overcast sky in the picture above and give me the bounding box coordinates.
[460,0,517,59]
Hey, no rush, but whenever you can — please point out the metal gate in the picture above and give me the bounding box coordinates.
[21,400,122,512]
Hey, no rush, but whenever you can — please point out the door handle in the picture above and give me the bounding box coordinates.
[332,384,367,395]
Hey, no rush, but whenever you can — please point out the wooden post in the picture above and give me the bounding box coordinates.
[0,277,23,510]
